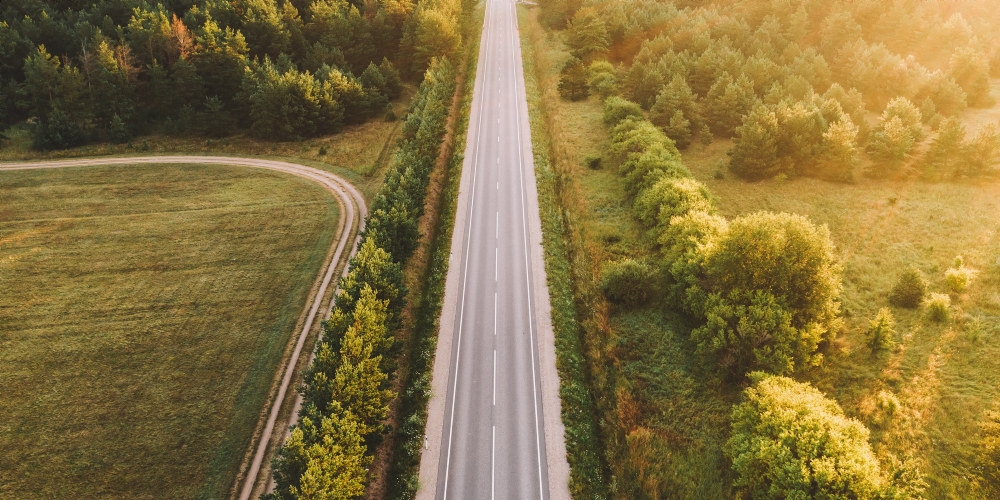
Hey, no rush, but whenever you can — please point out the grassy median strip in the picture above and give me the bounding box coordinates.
[0,164,338,499]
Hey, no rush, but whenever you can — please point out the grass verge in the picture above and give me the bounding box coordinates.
[518,5,608,498]
[0,164,339,499]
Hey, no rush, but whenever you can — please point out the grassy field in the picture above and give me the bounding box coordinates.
[684,142,1000,497]
[522,4,1000,497]
[0,164,339,498]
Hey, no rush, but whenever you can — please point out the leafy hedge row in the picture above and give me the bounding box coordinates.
[264,56,457,500]
[601,100,924,497]
[384,3,480,497]
[604,102,841,380]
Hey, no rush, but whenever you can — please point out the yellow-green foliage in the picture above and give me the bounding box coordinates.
[727,373,891,499]
[867,307,897,353]
[275,403,371,500]
[945,257,978,293]
[294,415,369,500]
[684,147,1000,497]
[408,0,464,73]
[602,95,643,126]
[633,177,713,228]
[923,292,952,322]
[691,212,842,376]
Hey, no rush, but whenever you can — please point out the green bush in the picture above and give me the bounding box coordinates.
[923,293,951,322]
[599,258,655,308]
[633,177,713,230]
[587,60,616,98]
[945,258,977,293]
[584,154,602,170]
[727,373,893,499]
[867,307,897,353]
[889,266,928,308]
[690,212,842,377]
[603,95,643,126]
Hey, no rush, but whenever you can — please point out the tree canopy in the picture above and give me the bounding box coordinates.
[0,0,465,148]
[727,373,893,499]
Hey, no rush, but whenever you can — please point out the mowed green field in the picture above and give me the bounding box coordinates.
[0,164,339,498]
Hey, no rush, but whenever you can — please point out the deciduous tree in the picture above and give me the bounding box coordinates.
[727,373,892,499]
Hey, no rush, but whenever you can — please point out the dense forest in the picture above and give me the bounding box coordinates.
[530,0,1000,497]
[0,0,463,147]
[547,0,1000,181]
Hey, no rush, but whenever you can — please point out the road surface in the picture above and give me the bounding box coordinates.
[419,0,570,498]
[0,155,366,499]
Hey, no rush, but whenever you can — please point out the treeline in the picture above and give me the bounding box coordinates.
[545,0,1000,181]
[0,0,466,148]
[599,101,925,498]
[265,55,456,499]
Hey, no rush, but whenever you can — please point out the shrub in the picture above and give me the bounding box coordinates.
[660,210,728,306]
[873,389,901,427]
[945,257,977,293]
[727,373,892,499]
[923,293,951,322]
[599,258,655,308]
[587,60,616,98]
[603,95,643,126]
[889,267,928,308]
[690,212,842,377]
[558,56,589,101]
[867,307,897,353]
[584,154,601,170]
[633,177,713,229]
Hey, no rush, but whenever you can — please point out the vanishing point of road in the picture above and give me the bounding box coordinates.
[419,0,571,498]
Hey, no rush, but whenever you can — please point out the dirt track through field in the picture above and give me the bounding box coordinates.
[0,155,367,499]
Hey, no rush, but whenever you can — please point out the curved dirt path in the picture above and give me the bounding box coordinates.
[0,155,367,499]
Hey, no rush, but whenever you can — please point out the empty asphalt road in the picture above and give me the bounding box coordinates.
[419,0,570,498]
